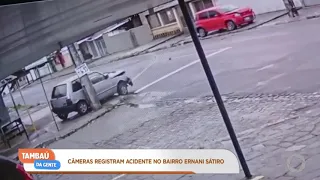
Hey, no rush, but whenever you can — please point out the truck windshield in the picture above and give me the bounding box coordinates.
[52,84,67,98]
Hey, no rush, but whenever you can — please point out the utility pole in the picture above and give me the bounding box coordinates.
[178,0,252,179]
[68,43,102,110]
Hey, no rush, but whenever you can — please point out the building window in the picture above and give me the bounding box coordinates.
[194,0,214,12]
[159,9,176,25]
[147,14,161,29]
[88,41,98,57]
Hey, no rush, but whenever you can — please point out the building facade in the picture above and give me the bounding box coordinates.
[139,0,217,39]
[77,18,132,60]
[77,16,153,59]
[215,0,303,14]
[139,0,305,39]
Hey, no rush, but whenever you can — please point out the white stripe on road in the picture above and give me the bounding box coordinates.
[251,176,265,180]
[256,73,285,87]
[135,47,232,94]
[132,56,158,81]
[111,174,126,180]
[256,64,275,72]
[172,53,197,59]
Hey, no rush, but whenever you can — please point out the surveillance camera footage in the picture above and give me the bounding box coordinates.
[0,0,320,180]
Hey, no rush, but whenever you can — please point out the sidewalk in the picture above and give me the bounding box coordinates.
[0,95,126,159]
[262,5,320,27]
[32,92,320,180]
[175,10,290,46]
[8,103,49,129]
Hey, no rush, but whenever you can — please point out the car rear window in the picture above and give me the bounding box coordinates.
[197,12,208,20]
[52,84,67,98]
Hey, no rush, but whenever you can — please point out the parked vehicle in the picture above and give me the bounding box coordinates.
[50,70,133,120]
[195,5,255,37]
[0,155,35,180]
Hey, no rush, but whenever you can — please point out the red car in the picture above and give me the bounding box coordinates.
[195,5,255,37]
[0,155,35,180]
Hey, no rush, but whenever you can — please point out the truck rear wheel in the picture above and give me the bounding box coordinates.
[77,101,89,115]
[117,81,128,95]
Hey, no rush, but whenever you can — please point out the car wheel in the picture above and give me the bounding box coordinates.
[57,113,68,121]
[77,101,89,115]
[197,28,207,37]
[117,81,128,95]
[226,21,237,31]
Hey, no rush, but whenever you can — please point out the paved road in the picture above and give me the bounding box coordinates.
[38,92,320,180]
[31,18,320,180]
[134,18,320,100]
[7,17,320,107]
[5,17,320,125]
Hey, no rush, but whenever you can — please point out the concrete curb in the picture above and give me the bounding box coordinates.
[247,12,289,30]
[306,14,320,19]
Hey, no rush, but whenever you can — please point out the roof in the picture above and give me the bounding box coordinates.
[77,37,91,45]
[77,18,130,44]
[0,75,17,88]
[25,57,48,70]
[90,18,130,40]
[56,71,103,86]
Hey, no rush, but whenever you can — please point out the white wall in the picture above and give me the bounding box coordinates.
[215,0,287,14]
[103,31,135,54]
[27,73,34,82]
[131,25,153,46]
[303,0,320,6]
[38,64,52,77]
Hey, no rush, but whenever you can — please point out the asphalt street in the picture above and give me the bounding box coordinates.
[29,17,320,180]
[136,18,320,100]
[4,17,320,131]
[7,17,320,107]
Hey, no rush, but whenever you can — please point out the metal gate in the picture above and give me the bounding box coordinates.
[303,0,320,6]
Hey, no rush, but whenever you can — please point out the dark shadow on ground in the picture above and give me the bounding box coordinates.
[60,95,119,124]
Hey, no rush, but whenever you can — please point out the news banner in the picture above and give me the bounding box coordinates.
[18,149,240,174]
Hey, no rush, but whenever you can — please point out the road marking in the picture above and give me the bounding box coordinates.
[256,73,285,87]
[132,56,158,81]
[171,49,220,60]
[256,64,275,72]
[111,174,126,180]
[251,176,265,180]
[135,47,232,93]
[173,53,197,59]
